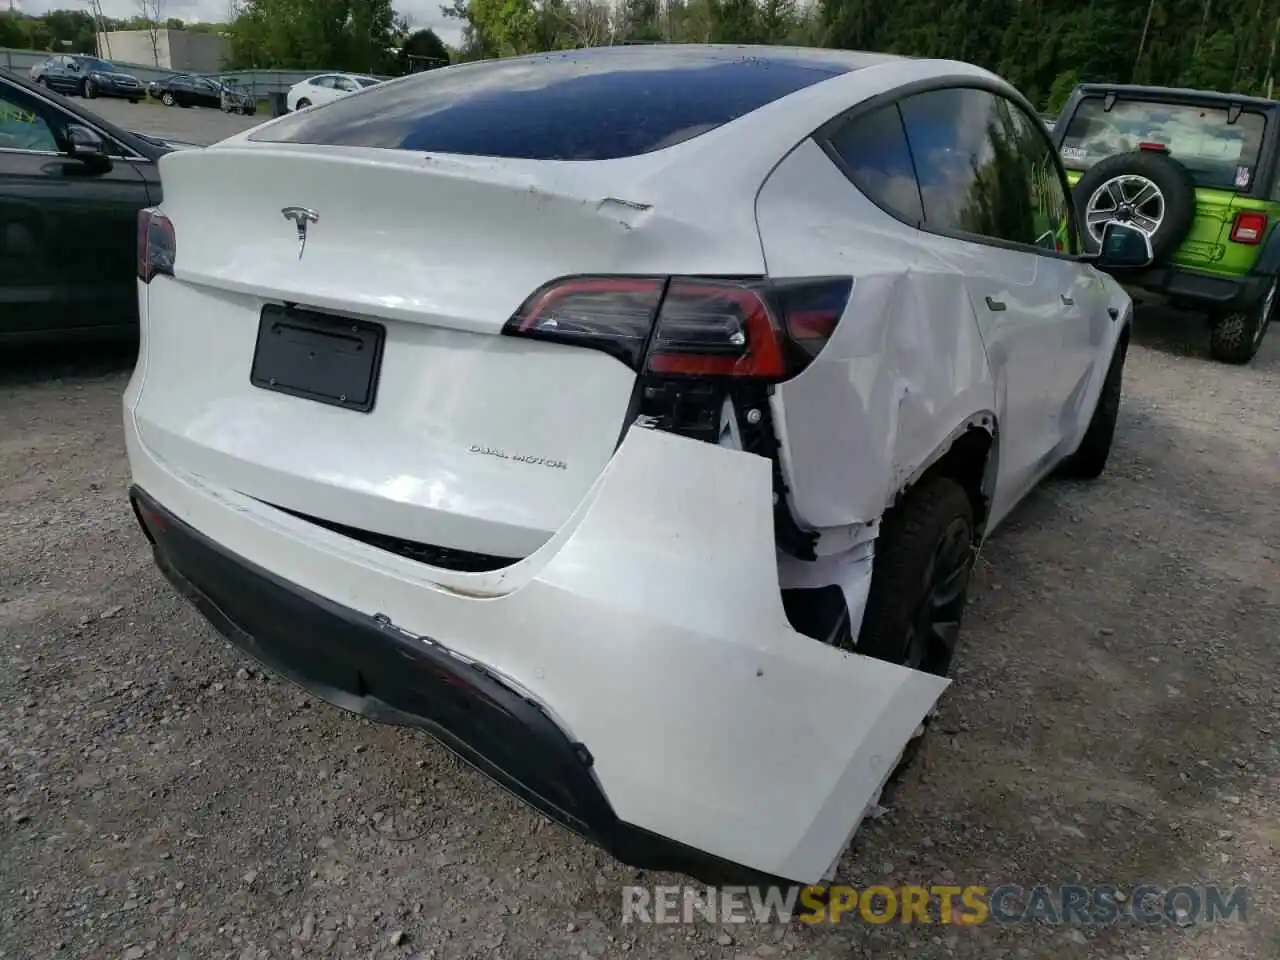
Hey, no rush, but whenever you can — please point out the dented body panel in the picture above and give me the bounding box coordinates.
[126,46,1135,886]
[757,137,1128,540]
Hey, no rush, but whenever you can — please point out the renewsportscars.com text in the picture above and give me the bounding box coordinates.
[621,884,1249,926]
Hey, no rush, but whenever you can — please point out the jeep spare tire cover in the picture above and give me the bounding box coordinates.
[1072,150,1196,262]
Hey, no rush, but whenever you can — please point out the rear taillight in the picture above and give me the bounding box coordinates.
[502,275,852,382]
[504,276,665,370]
[137,207,176,283]
[1230,210,1268,245]
[1138,141,1168,153]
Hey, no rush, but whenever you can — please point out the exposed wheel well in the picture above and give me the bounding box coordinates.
[908,423,996,538]
[780,421,996,649]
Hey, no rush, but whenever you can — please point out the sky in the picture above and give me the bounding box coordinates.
[12,0,467,47]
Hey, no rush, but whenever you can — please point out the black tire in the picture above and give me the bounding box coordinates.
[130,98,143,105]
[1209,278,1276,364]
[295,98,311,110]
[856,476,975,678]
[81,78,95,99]
[1061,334,1127,480]
[161,91,175,106]
[1072,151,1195,263]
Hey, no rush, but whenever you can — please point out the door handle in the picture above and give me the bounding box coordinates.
[985,296,1007,312]
[1061,294,1075,305]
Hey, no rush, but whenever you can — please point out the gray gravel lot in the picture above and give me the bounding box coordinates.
[88,98,269,146]
[1,304,1278,960]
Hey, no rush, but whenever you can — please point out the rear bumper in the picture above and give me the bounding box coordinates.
[1123,264,1271,311]
[122,405,948,884]
[131,485,762,883]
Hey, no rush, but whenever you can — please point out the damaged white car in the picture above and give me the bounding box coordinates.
[125,44,1149,885]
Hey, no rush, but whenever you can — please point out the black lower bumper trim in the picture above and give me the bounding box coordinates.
[129,486,785,886]
[1124,264,1270,311]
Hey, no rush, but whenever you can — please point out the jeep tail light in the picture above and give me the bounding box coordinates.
[138,208,176,284]
[1230,210,1267,245]
[502,275,853,382]
[1138,141,1168,153]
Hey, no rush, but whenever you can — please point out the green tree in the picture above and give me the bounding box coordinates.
[1183,30,1237,90]
[398,27,450,72]
[0,13,24,49]
[228,0,399,71]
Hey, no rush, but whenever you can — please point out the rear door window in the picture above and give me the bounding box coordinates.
[1061,98,1267,190]
[898,87,1042,248]
[252,48,859,160]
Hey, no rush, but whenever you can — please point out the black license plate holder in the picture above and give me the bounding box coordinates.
[250,305,385,413]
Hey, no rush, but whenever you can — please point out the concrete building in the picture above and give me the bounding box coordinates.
[97,29,229,74]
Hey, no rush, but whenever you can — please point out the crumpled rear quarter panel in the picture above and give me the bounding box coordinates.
[755,138,997,529]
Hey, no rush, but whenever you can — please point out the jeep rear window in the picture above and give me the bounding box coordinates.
[1060,98,1267,190]
[249,47,865,160]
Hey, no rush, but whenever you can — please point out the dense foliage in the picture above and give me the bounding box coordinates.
[4,0,1277,109]
[223,0,402,72]
[442,0,1280,110]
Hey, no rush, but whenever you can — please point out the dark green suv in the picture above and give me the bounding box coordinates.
[1054,84,1280,363]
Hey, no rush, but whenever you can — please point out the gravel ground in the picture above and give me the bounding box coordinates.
[86,98,268,145]
[1,310,1278,960]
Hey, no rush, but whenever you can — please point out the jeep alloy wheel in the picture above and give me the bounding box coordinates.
[1085,175,1165,246]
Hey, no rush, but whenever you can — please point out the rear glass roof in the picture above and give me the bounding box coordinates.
[250,45,888,161]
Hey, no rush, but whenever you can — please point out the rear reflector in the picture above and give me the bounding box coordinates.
[503,275,853,382]
[137,208,176,284]
[1138,141,1168,153]
[1230,210,1268,245]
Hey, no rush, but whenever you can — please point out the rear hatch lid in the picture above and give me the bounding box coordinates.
[137,48,855,563]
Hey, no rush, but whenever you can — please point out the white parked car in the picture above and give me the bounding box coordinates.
[284,72,379,111]
[128,45,1148,886]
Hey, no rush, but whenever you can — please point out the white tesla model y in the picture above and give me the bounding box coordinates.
[126,44,1149,885]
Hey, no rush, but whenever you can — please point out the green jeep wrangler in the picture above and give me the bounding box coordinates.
[1053,84,1279,364]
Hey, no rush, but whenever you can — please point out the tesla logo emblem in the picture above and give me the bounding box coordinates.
[281,206,319,259]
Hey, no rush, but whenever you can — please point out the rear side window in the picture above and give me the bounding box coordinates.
[1061,98,1267,190]
[252,49,855,160]
[826,104,925,225]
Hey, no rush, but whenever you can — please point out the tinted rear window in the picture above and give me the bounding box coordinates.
[250,48,858,160]
[1061,97,1267,190]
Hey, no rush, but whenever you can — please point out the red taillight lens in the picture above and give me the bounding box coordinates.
[1230,210,1268,245]
[1138,141,1168,153]
[505,276,665,369]
[137,208,176,284]
[502,275,852,382]
[646,279,787,378]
